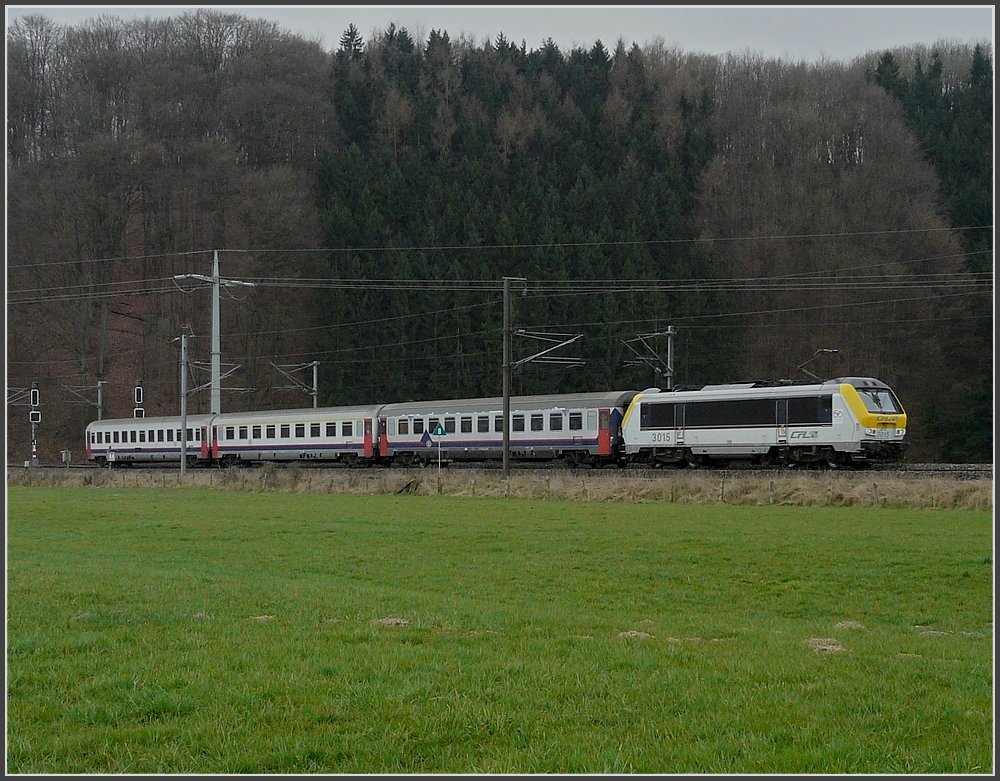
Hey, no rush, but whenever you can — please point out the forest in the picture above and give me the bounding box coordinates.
[6,10,993,462]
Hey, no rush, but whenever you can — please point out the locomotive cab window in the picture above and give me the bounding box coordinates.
[857,388,901,414]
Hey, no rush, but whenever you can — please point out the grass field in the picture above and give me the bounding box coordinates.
[6,486,993,773]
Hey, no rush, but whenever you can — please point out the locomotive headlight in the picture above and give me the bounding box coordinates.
[865,428,876,436]
[896,428,906,437]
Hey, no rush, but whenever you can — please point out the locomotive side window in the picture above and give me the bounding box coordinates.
[530,414,544,431]
[686,399,774,428]
[569,412,583,431]
[640,402,676,430]
[550,413,563,431]
[787,396,833,425]
[513,415,525,432]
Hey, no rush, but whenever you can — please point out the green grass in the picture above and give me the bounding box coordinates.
[6,486,993,773]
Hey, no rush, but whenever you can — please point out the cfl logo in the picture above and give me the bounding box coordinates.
[790,430,819,439]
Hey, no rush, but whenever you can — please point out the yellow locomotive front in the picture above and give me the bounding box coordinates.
[835,377,907,461]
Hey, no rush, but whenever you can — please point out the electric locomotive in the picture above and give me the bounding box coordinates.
[620,376,906,467]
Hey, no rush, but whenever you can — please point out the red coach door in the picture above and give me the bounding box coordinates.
[597,408,612,456]
[379,417,389,457]
[363,418,374,458]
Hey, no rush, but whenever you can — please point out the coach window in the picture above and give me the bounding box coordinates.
[428,418,440,434]
[459,417,472,434]
[586,410,598,430]
[280,424,290,438]
[166,429,174,442]
[310,423,321,438]
[186,428,194,442]
[445,417,456,434]
[569,412,583,431]
[398,419,409,435]
[265,425,275,439]
[252,426,261,439]
[513,415,525,432]
[494,415,502,432]
[413,419,424,434]
[295,424,305,438]
[156,429,163,442]
[225,426,234,440]
[341,421,352,437]
[530,414,544,432]
[477,416,489,433]
[148,429,155,441]
[130,431,137,443]
[325,423,336,437]
[550,413,563,431]
[238,426,247,439]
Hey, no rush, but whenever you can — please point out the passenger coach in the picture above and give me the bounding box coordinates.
[380,391,637,466]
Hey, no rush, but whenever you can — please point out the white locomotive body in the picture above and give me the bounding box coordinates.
[621,377,906,467]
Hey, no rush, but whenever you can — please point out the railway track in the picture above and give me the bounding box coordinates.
[10,461,993,479]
